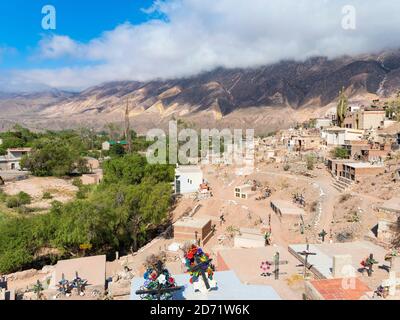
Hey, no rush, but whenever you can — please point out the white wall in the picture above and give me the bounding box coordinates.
[175,171,203,194]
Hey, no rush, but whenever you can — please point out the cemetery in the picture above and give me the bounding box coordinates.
[1,109,400,302]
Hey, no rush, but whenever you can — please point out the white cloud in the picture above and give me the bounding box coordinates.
[7,0,400,91]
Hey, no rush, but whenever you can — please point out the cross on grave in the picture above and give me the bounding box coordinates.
[72,271,88,296]
[361,253,378,277]
[318,229,327,242]
[382,271,400,297]
[33,280,44,300]
[135,261,184,301]
[57,273,71,296]
[266,252,288,280]
[297,243,317,279]
[299,215,305,235]
[188,255,214,290]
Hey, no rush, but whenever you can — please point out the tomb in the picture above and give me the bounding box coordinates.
[130,270,281,300]
[305,278,371,300]
[381,271,400,297]
[233,228,265,249]
[234,184,254,199]
[270,200,305,222]
[332,255,353,278]
[173,217,213,245]
[0,278,15,301]
[50,255,106,291]
[289,241,388,280]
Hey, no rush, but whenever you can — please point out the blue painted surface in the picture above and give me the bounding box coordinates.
[130,270,281,300]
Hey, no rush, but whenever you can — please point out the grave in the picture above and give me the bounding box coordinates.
[173,217,213,246]
[289,241,388,281]
[381,271,400,297]
[215,246,302,299]
[270,200,305,222]
[233,228,265,249]
[130,270,281,300]
[0,278,15,301]
[50,255,106,291]
[332,255,353,278]
[305,278,371,300]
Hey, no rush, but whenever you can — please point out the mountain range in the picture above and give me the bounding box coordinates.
[2,49,400,134]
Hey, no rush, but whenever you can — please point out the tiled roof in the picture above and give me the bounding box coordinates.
[310,278,371,300]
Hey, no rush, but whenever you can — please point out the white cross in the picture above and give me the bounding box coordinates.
[382,271,400,296]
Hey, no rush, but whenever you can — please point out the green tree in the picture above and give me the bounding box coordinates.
[332,147,349,159]
[337,88,348,128]
[20,138,87,177]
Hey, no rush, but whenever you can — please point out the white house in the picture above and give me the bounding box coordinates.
[0,148,31,171]
[174,165,204,195]
[322,128,363,146]
[314,118,332,129]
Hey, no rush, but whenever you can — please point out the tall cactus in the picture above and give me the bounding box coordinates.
[337,87,348,128]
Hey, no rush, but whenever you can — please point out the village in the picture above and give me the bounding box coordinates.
[1,99,400,301]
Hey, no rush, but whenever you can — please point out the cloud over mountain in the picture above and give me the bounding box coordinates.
[7,0,400,91]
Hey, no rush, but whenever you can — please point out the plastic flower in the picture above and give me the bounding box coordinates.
[157,274,167,284]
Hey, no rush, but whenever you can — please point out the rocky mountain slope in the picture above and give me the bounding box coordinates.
[2,50,400,133]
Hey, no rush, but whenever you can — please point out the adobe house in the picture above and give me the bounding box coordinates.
[173,217,213,246]
[340,162,385,182]
[354,108,386,130]
[80,171,103,185]
[322,127,364,146]
[342,140,391,162]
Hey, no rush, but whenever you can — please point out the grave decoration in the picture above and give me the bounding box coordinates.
[184,244,217,293]
[264,230,272,246]
[360,254,378,277]
[72,272,88,296]
[260,261,272,277]
[33,280,44,300]
[57,273,72,297]
[136,259,183,300]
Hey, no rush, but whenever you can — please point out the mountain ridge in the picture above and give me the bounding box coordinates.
[2,50,400,133]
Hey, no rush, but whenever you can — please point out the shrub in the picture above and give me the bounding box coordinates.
[332,147,349,159]
[6,192,32,208]
[306,154,316,171]
[283,164,290,171]
[42,192,53,200]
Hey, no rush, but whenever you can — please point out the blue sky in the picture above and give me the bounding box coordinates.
[0,0,154,69]
[0,0,399,92]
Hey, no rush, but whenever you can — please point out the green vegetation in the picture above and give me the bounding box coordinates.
[21,137,90,177]
[337,88,348,128]
[306,154,316,171]
[42,192,53,200]
[6,192,32,208]
[0,124,175,274]
[0,153,174,274]
[384,92,400,122]
[332,147,349,159]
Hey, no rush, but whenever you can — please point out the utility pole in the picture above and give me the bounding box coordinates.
[125,99,132,154]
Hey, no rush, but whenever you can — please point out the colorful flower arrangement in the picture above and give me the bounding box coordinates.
[184,245,215,284]
[139,263,178,300]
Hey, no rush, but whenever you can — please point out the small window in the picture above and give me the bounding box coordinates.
[241,194,246,199]
[235,193,240,198]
